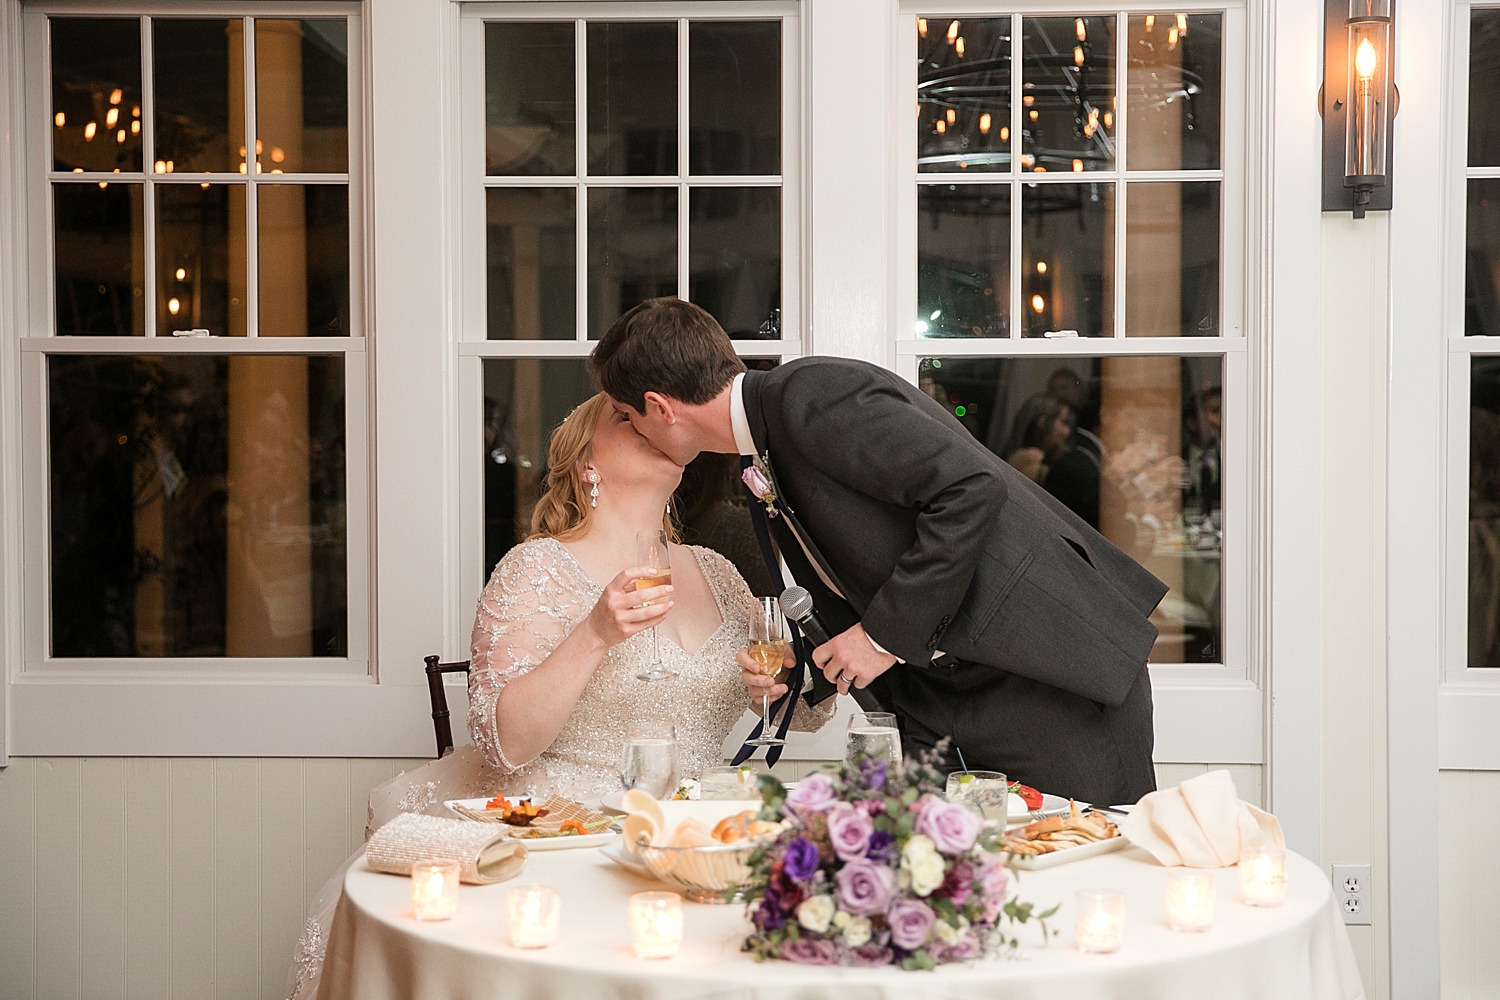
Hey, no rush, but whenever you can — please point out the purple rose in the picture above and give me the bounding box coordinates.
[858,758,888,790]
[783,837,822,883]
[753,890,787,930]
[846,944,894,967]
[914,795,981,855]
[887,898,937,950]
[826,802,874,861]
[784,773,839,817]
[866,830,897,864]
[742,465,774,500]
[835,858,896,916]
[779,936,837,965]
[978,854,1009,899]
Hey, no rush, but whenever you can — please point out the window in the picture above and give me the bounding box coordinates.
[898,7,1246,674]
[459,3,801,593]
[23,7,367,669]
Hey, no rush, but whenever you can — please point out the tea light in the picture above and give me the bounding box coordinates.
[411,858,460,921]
[628,891,683,959]
[508,884,561,948]
[1164,871,1216,931]
[1239,847,1288,906]
[1074,889,1125,953]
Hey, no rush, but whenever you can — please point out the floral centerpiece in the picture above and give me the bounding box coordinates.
[742,749,1057,969]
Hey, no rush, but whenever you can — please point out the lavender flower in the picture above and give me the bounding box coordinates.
[783,837,822,883]
[887,898,937,950]
[858,758,888,791]
[914,795,982,855]
[866,830,897,864]
[784,773,840,816]
[835,858,896,916]
[779,936,837,965]
[826,802,874,862]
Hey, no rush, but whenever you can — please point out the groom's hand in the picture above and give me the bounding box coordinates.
[814,624,898,695]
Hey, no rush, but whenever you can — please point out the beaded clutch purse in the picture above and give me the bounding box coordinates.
[366,812,528,884]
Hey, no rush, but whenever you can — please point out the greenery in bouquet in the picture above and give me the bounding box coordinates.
[742,747,1057,969]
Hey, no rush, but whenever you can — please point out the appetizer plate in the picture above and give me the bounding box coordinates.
[598,841,653,878]
[1006,834,1129,870]
[600,789,766,814]
[1003,794,1085,827]
[444,797,619,851]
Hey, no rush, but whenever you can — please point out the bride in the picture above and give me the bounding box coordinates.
[286,392,834,999]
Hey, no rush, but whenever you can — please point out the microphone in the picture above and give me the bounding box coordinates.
[780,586,834,648]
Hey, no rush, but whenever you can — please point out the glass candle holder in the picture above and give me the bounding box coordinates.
[1164,871,1216,931]
[628,891,683,959]
[411,858,460,921]
[1074,889,1125,953]
[508,884,561,948]
[1239,847,1288,906]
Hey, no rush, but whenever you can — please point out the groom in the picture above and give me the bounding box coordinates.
[590,299,1168,805]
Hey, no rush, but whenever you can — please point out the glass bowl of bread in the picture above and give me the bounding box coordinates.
[619,791,782,903]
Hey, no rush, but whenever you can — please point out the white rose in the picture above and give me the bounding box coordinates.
[902,834,937,865]
[843,915,872,947]
[934,915,970,945]
[796,894,837,934]
[908,853,946,896]
[831,910,852,930]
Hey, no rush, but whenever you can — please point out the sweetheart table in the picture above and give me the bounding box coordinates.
[316,842,1364,1000]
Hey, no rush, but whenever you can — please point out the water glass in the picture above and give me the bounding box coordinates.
[700,764,760,800]
[620,719,679,799]
[844,711,902,772]
[945,769,1009,823]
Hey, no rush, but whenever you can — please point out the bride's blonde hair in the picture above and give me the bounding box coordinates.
[528,392,679,543]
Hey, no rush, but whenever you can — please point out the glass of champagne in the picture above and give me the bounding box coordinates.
[844,711,902,772]
[633,528,676,681]
[619,720,680,799]
[744,597,788,747]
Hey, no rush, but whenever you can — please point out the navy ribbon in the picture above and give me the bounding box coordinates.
[732,456,807,767]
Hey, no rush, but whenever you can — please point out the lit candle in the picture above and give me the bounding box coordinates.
[508,884,561,948]
[1239,847,1287,906]
[1074,889,1124,953]
[1164,871,1216,931]
[628,891,683,959]
[410,858,460,921]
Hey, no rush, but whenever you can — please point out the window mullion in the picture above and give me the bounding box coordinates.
[677,17,690,302]
[1009,12,1022,340]
[574,17,587,343]
[141,15,158,338]
[243,17,259,338]
[1113,10,1126,338]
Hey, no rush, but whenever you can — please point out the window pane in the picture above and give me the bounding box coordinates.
[49,354,347,657]
[1126,14,1222,171]
[918,16,1012,173]
[1467,179,1500,336]
[486,22,576,176]
[688,186,780,338]
[1126,181,1219,336]
[917,183,1010,338]
[689,21,780,176]
[156,183,246,337]
[481,358,594,577]
[51,18,144,173]
[487,188,576,340]
[1021,16,1115,173]
[1022,182,1113,337]
[153,19,235,174]
[255,20,348,174]
[258,184,350,336]
[1473,356,1500,666]
[586,22,677,176]
[53,182,146,336]
[918,354,1223,663]
[587,187,677,339]
[1470,9,1500,167]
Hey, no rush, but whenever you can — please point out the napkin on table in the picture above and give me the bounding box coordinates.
[365,812,528,884]
[1120,769,1283,868]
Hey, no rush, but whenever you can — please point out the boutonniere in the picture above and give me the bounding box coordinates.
[741,458,780,518]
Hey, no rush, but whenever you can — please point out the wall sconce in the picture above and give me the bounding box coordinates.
[1321,0,1398,217]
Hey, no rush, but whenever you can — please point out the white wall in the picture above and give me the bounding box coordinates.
[1439,770,1500,998]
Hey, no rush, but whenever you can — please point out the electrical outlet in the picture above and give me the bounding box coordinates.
[1331,864,1371,926]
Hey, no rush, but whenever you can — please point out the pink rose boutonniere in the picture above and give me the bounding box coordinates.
[742,461,779,518]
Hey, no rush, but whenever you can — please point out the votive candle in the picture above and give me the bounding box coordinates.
[411,858,460,921]
[1074,889,1125,953]
[1164,871,1216,931]
[628,891,683,959]
[1239,847,1288,907]
[508,884,561,948]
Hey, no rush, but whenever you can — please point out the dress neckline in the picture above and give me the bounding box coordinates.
[545,537,733,660]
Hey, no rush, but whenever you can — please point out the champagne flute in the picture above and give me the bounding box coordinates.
[634,529,676,681]
[743,597,788,747]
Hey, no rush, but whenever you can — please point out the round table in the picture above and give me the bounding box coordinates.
[317,842,1364,1000]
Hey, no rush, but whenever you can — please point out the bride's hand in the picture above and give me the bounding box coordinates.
[739,645,796,701]
[585,566,673,649]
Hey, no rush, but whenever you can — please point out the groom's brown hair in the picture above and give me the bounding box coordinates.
[589,297,746,413]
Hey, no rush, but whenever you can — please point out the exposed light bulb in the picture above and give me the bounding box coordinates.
[1355,38,1377,81]
[979,113,992,134]
[168,297,181,315]
[1029,109,1039,121]
[1031,294,1046,313]
[1072,158,1084,172]
[131,120,140,134]
[54,112,65,127]
[946,108,956,124]
[109,89,122,105]
[176,268,186,280]
[84,121,96,140]
[955,37,965,56]
[936,120,946,134]
[1036,261,1048,274]
[1146,14,1156,29]
[917,17,927,36]
[155,160,167,173]
[1076,18,1087,40]
[999,126,1009,141]
[1074,46,1085,65]
[947,20,959,43]
[106,108,118,128]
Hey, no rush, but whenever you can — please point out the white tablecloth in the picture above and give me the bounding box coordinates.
[318,843,1364,1000]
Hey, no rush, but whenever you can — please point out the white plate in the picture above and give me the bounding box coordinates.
[443,797,619,851]
[1006,834,1129,870]
[598,841,653,878]
[1006,793,1083,825]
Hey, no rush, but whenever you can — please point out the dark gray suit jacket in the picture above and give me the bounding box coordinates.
[742,359,1168,804]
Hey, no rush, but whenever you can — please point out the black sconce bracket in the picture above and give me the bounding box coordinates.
[1321,0,1397,215]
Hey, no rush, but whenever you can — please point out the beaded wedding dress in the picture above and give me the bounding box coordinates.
[285,537,834,1000]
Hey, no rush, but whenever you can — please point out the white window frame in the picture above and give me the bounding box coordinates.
[891,0,1261,766]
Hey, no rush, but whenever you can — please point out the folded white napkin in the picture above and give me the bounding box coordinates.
[1120,769,1283,868]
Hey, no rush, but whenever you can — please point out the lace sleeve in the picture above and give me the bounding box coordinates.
[467,539,597,772]
[695,546,836,734]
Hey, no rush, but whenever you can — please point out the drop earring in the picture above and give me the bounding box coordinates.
[588,471,599,508]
